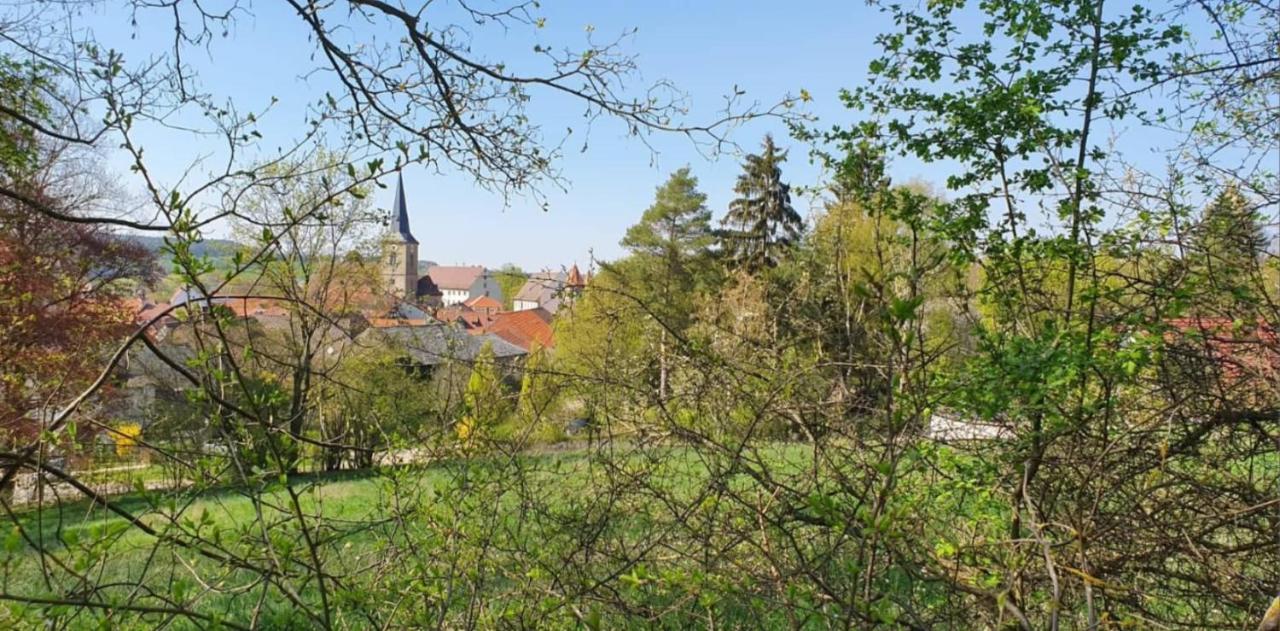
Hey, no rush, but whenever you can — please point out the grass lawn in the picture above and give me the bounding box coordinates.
[2,446,806,628]
[0,440,1146,629]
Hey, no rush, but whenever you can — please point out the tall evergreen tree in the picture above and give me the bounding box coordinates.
[1188,185,1269,311]
[719,134,803,271]
[621,167,715,288]
[1193,185,1267,268]
[618,167,714,400]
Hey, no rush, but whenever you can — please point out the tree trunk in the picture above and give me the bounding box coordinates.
[658,329,669,403]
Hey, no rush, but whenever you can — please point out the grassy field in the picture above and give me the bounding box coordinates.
[4,446,852,628]
[4,441,1268,629]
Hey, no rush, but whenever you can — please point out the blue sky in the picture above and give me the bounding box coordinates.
[73,1,1248,270]
[80,1,901,270]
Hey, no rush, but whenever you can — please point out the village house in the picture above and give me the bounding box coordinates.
[424,294,506,333]
[512,271,563,311]
[435,304,498,332]
[463,294,502,318]
[487,308,555,351]
[512,264,584,313]
[426,265,502,306]
[1160,317,1280,416]
[357,323,525,376]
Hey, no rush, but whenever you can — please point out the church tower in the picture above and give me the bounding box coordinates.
[383,174,419,298]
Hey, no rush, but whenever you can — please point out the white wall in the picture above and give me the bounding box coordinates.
[442,289,469,306]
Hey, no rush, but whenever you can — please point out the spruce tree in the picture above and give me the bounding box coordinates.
[719,134,803,272]
[1193,185,1267,268]
[1189,185,1269,311]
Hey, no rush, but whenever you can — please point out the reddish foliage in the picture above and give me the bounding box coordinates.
[0,186,156,444]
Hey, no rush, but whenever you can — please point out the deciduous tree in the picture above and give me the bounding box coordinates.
[0,142,155,447]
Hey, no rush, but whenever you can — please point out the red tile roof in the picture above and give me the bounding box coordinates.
[488,308,555,351]
[137,302,172,324]
[1164,317,1280,382]
[463,295,502,311]
[369,317,431,328]
[223,297,291,318]
[435,306,496,332]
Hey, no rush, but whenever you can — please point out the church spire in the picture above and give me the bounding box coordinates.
[391,173,418,244]
[383,172,420,299]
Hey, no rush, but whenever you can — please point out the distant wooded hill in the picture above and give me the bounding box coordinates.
[127,235,242,261]
[127,236,243,300]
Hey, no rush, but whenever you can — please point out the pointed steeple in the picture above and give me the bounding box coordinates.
[391,173,418,244]
[566,263,585,288]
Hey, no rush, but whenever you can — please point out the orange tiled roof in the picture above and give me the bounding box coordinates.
[1164,317,1280,381]
[223,297,291,318]
[463,295,502,311]
[137,301,172,324]
[435,306,496,332]
[488,308,554,351]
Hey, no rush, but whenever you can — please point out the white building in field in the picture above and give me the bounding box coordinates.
[926,412,1013,442]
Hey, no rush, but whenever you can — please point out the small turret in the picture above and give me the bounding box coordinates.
[566,263,585,289]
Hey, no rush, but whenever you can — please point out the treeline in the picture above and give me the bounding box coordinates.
[508,126,1278,627]
[552,142,1279,444]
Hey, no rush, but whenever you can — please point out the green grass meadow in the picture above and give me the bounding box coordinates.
[0,443,1050,629]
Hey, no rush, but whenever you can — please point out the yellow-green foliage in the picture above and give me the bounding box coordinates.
[810,190,971,366]
[554,267,653,407]
[112,423,142,458]
[460,341,507,442]
[516,342,558,425]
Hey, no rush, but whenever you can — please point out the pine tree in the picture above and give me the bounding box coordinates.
[621,167,715,272]
[618,167,714,401]
[719,134,803,272]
